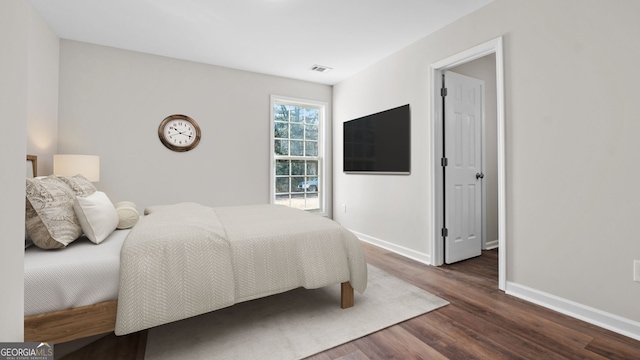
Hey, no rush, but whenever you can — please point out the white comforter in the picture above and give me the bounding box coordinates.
[115,203,368,335]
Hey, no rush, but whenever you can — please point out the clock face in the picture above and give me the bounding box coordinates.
[158,115,201,152]
[164,120,195,146]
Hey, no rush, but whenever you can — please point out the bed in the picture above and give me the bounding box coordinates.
[23,155,368,343]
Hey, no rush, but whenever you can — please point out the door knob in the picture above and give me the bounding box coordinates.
[476,173,484,180]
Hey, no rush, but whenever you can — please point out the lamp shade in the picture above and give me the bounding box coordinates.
[53,154,100,182]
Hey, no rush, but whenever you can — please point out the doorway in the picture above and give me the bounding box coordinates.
[430,37,506,290]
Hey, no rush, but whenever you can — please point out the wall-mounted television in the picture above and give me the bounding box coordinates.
[343,104,410,174]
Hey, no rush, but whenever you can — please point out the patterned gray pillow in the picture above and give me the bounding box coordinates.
[57,174,97,196]
[25,176,83,249]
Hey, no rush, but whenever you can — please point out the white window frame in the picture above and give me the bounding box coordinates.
[270,95,328,216]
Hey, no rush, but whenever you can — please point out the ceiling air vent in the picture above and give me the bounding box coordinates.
[309,64,333,73]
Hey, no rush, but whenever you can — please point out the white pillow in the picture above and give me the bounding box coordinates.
[73,191,119,244]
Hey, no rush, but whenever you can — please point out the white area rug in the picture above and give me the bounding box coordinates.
[145,265,448,360]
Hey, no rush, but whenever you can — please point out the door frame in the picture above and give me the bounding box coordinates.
[430,36,506,290]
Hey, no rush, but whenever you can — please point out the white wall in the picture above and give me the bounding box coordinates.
[0,0,58,341]
[58,40,332,212]
[27,2,59,174]
[0,0,28,341]
[333,54,435,263]
[334,0,640,327]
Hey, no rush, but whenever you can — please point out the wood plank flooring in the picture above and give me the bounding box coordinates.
[60,243,640,359]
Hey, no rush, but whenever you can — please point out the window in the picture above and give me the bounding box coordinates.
[271,96,327,213]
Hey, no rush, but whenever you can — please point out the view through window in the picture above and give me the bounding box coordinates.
[272,97,324,212]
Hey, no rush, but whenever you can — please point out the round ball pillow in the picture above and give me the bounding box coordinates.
[114,201,139,229]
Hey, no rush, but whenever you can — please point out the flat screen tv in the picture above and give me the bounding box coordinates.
[343,104,410,174]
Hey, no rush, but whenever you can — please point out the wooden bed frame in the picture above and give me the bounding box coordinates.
[24,283,354,343]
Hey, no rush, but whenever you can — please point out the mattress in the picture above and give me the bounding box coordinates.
[24,229,129,316]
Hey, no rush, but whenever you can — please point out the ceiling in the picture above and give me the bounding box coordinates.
[28,0,493,85]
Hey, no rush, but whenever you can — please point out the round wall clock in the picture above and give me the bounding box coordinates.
[158,114,201,152]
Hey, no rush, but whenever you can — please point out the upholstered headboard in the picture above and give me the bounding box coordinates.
[27,155,37,178]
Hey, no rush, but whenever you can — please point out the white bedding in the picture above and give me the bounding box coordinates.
[24,229,129,316]
[115,203,368,335]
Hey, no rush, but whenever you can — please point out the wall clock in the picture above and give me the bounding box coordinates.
[158,114,201,152]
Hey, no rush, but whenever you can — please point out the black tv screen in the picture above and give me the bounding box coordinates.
[343,104,410,174]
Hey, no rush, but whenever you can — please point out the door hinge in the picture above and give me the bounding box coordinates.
[441,157,448,167]
[442,228,448,237]
[441,87,448,97]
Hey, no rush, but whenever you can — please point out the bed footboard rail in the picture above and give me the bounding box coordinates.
[24,300,117,344]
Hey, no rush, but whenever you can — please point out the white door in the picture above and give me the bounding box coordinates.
[443,71,484,264]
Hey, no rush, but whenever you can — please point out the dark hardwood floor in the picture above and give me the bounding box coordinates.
[60,243,640,359]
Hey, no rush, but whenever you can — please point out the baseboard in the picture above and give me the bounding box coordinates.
[506,281,640,341]
[349,230,431,265]
[484,239,499,250]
